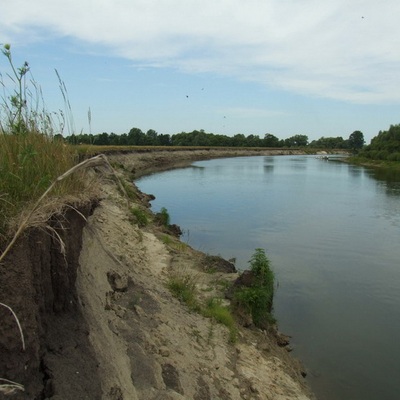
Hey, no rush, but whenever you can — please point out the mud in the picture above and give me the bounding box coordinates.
[0,205,100,399]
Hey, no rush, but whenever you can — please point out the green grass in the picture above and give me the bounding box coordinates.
[119,179,137,200]
[167,269,238,343]
[167,273,200,311]
[160,234,188,252]
[0,45,89,239]
[202,298,237,343]
[130,207,149,227]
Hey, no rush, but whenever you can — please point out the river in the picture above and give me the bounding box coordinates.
[136,155,400,400]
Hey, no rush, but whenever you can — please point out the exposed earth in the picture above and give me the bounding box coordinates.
[0,148,322,399]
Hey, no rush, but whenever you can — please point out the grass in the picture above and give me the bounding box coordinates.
[167,269,238,343]
[0,133,87,237]
[167,272,200,312]
[202,298,237,343]
[130,207,149,227]
[117,178,137,200]
[0,44,90,240]
[160,234,188,252]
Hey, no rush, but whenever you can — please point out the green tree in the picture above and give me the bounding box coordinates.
[263,133,280,147]
[127,127,145,145]
[348,130,365,152]
[284,134,308,147]
[145,129,159,145]
[232,133,246,147]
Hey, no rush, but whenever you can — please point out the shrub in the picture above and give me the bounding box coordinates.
[155,207,170,227]
[387,152,400,162]
[233,248,276,329]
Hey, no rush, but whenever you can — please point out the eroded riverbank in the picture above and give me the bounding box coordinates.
[1,148,320,399]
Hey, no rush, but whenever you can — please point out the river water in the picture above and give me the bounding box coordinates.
[136,155,400,400]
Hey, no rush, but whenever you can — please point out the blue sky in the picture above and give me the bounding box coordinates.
[1,0,400,144]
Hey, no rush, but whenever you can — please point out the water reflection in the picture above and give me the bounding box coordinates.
[365,168,400,197]
[263,165,274,173]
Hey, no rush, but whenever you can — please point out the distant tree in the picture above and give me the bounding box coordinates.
[309,136,346,149]
[246,134,262,147]
[128,127,145,145]
[263,133,280,147]
[348,131,365,152]
[158,133,171,146]
[119,133,129,145]
[108,132,120,145]
[145,129,159,145]
[95,132,110,145]
[232,133,246,147]
[284,134,308,147]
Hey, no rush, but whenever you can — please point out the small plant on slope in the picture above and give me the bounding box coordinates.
[233,248,276,329]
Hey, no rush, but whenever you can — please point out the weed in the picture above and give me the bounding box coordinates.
[154,207,170,227]
[167,272,200,312]
[202,298,237,343]
[160,234,188,252]
[160,234,173,245]
[118,179,137,201]
[214,278,232,290]
[130,207,148,227]
[233,248,276,329]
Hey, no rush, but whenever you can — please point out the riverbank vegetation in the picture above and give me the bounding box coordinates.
[357,124,400,162]
[0,45,88,240]
[232,248,276,329]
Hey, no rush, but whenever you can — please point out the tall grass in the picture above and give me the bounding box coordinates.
[0,44,88,239]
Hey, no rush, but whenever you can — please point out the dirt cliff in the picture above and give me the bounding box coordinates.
[0,149,316,399]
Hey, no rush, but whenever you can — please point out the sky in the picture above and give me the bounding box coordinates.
[1,0,400,144]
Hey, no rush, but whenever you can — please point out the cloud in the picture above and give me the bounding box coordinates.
[2,0,400,103]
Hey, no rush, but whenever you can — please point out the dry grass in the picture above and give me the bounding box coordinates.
[0,154,124,264]
[0,132,92,238]
[0,378,25,395]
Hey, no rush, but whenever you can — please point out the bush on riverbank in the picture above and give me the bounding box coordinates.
[232,249,276,329]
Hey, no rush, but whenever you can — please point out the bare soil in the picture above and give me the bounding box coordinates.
[0,149,317,399]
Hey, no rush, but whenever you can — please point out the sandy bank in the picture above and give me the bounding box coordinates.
[0,148,317,399]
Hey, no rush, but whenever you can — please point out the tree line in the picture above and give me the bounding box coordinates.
[358,124,400,161]
[63,128,364,150]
